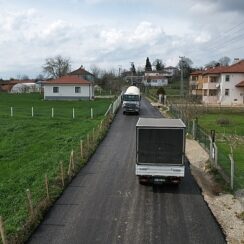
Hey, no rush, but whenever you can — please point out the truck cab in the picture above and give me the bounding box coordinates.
[122,86,141,114]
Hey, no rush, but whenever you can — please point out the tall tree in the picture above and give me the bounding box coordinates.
[145,57,152,71]
[42,55,71,78]
[153,59,164,71]
[218,56,231,66]
[130,62,136,75]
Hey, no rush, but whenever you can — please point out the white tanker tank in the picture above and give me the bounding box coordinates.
[122,86,141,114]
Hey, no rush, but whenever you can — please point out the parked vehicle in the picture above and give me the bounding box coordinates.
[122,86,141,114]
[136,118,186,184]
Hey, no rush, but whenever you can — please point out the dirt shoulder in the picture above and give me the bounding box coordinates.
[186,139,244,244]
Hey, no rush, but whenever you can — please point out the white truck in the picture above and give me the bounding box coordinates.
[122,86,141,114]
[136,118,186,185]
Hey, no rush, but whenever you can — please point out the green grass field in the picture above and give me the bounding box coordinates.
[0,93,112,238]
[198,112,244,189]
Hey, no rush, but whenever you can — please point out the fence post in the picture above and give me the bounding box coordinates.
[91,108,93,119]
[192,119,196,139]
[87,134,90,149]
[72,108,75,119]
[45,174,50,201]
[209,136,213,161]
[92,128,95,142]
[10,107,13,117]
[31,107,34,117]
[51,108,54,118]
[214,143,218,166]
[60,161,64,187]
[229,154,234,190]
[0,216,7,244]
[80,140,83,159]
[26,189,34,218]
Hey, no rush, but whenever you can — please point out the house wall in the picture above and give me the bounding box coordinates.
[143,78,168,87]
[44,84,93,100]
[220,73,244,105]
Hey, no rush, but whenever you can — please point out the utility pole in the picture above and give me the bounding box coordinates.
[179,56,184,96]
[130,62,134,85]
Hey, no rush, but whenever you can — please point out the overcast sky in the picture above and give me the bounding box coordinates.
[0,0,244,79]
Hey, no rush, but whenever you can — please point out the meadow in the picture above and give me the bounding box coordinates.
[198,112,244,189]
[0,93,112,238]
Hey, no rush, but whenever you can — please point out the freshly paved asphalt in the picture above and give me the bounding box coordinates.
[27,97,226,244]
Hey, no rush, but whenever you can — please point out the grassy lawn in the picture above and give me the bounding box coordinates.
[197,113,244,136]
[0,93,112,237]
[198,112,244,189]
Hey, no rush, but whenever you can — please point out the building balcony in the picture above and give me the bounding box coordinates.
[202,82,219,90]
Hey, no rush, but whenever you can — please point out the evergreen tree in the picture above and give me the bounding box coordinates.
[153,59,164,71]
[145,57,152,71]
[130,62,136,75]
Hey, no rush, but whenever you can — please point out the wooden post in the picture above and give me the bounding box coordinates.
[11,107,13,117]
[100,120,103,131]
[72,108,75,119]
[45,174,50,201]
[91,108,93,119]
[87,134,90,148]
[51,108,54,118]
[93,128,95,142]
[80,140,83,159]
[71,150,74,171]
[60,161,64,187]
[31,107,34,117]
[0,216,7,244]
[229,154,234,190]
[214,143,218,166]
[26,189,34,218]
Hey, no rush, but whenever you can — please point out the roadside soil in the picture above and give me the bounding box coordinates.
[151,101,244,244]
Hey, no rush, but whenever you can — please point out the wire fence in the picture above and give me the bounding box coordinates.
[168,102,243,191]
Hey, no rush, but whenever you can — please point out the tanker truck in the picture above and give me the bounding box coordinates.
[122,86,141,114]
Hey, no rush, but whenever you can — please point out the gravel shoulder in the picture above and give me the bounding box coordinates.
[185,139,244,244]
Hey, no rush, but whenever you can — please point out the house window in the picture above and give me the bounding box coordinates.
[209,90,217,96]
[225,75,230,82]
[203,90,207,96]
[75,87,81,93]
[225,89,229,96]
[53,87,59,93]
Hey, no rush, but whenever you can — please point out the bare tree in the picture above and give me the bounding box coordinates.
[90,65,102,80]
[218,56,231,66]
[42,55,71,78]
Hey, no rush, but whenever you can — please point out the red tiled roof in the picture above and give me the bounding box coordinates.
[44,75,91,85]
[222,60,244,73]
[236,80,244,87]
[190,71,203,75]
[191,60,244,76]
[148,75,164,79]
[69,66,94,76]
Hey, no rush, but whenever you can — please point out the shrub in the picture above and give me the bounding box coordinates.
[156,87,165,95]
[216,118,230,126]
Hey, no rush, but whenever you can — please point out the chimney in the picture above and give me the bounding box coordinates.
[233,58,240,64]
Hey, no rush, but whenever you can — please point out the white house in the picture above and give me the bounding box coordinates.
[192,60,244,105]
[43,75,94,100]
[143,71,168,87]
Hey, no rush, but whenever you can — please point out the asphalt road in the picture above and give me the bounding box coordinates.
[28,97,226,244]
